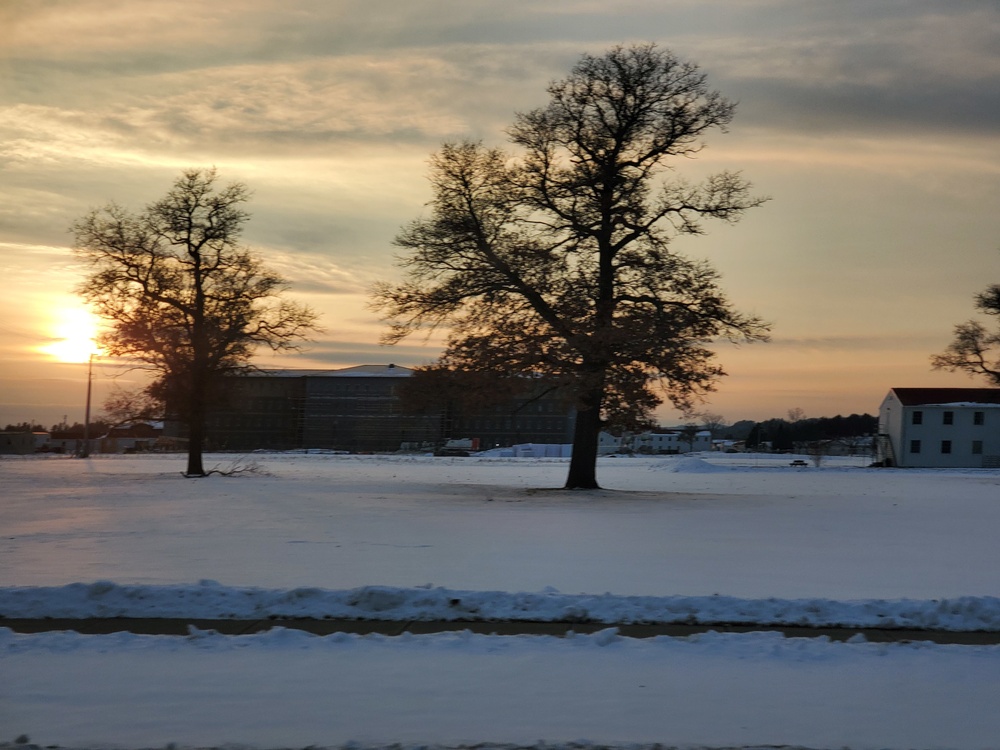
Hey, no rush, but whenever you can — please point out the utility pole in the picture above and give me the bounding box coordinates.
[81,352,93,458]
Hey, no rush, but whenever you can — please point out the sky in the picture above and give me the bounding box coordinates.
[1,0,998,428]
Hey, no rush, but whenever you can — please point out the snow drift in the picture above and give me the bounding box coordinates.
[4,581,1000,631]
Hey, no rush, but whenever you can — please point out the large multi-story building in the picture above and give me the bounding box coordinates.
[878,387,1000,468]
[196,364,576,453]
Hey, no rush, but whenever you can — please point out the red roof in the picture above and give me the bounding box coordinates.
[890,387,1000,406]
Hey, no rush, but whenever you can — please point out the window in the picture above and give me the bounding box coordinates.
[941,440,952,454]
[912,411,923,425]
[972,440,984,455]
[974,411,985,425]
[910,440,921,454]
[943,411,954,425]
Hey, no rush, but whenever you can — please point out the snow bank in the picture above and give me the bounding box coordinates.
[4,581,1000,631]
[5,623,999,658]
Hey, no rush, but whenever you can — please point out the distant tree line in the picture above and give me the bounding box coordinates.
[721,413,878,451]
[3,420,113,434]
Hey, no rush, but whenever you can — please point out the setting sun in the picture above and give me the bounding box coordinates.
[41,307,102,363]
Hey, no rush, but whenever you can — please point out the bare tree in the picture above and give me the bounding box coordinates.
[931,282,1000,385]
[804,439,836,467]
[374,45,769,489]
[73,168,319,476]
[694,411,727,435]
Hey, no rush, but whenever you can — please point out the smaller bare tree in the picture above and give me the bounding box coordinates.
[932,282,1000,385]
[805,439,835,467]
[693,411,727,436]
[73,168,320,476]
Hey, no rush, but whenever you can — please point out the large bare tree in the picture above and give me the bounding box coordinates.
[374,45,769,488]
[73,168,319,476]
[931,282,1000,385]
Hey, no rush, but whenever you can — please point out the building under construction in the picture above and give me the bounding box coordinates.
[192,364,576,453]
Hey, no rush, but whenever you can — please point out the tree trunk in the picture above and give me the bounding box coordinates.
[564,385,604,489]
[185,376,207,477]
[186,284,209,476]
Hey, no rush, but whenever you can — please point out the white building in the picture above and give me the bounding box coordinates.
[598,431,624,455]
[491,429,714,457]
[597,430,708,455]
[627,429,713,454]
[878,388,1000,468]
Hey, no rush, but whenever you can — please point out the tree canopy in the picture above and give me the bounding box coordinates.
[374,44,769,488]
[72,168,319,476]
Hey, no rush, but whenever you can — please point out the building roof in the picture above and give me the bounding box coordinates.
[107,422,163,437]
[250,364,414,378]
[328,364,413,378]
[889,387,1000,406]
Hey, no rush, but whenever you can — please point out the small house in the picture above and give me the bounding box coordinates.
[0,431,35,455]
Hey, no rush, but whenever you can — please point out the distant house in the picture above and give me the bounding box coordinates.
[99,422,163,454]
[48,429,89,455]
[0,431,35,455]
[598,431,624,454]
[633,429,712,454]
[596,428,714,455]
[878,388,1000,468]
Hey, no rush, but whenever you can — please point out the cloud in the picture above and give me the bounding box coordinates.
[2,51,544,167]
[6,0,996,169]
[258,250,369,296]
[760,334,951,352]
[261,337,443,369]
[695,2,1000,137]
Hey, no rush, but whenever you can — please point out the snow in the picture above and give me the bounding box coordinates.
[5,627,1000,749]
[651,455,727,473]
[920,402,1000,408]
[2,452,1000,749]
[5,581,1000,632]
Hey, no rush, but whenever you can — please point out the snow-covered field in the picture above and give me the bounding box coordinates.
[2,452,1000,749]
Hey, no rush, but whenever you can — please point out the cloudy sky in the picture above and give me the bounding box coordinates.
[2,0,998,428]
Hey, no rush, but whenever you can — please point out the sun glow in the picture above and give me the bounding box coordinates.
[41,307,102,363]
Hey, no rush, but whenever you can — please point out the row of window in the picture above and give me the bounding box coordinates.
[210,415,296,430]
[457,418,567,431]
[912,410,986,425]
[910,439,984,455]
[476,402,562,414]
